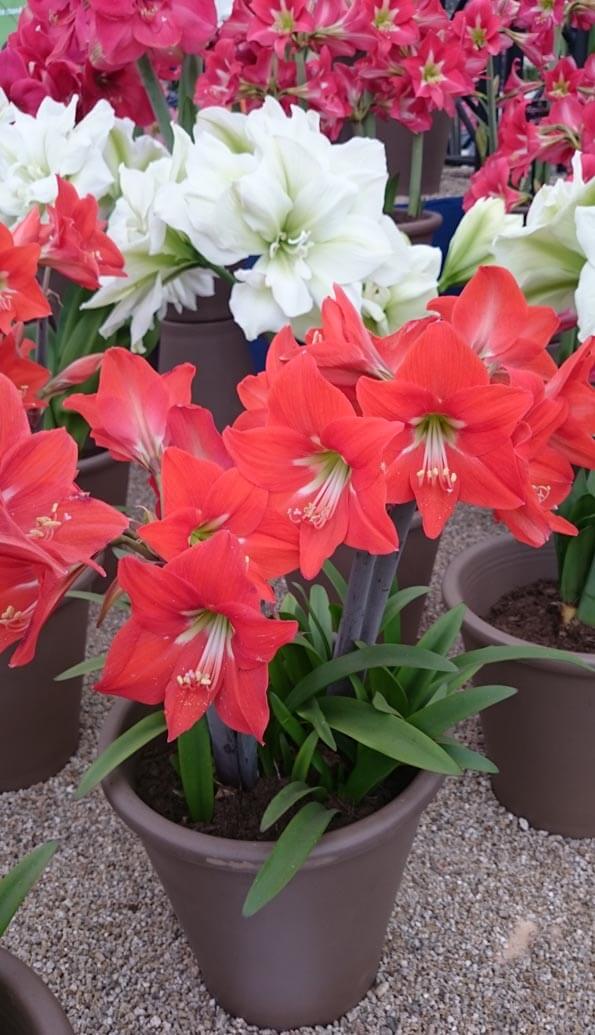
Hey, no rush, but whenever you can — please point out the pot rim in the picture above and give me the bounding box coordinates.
[100,699,444,871]
[393,208,443,234]
[442,534,594,668]
[0,949,73,1033]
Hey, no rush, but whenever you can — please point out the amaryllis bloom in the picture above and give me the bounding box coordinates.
[453,0,507,59]
[357,323,532,538]
[464,155,524,213]
[0,326,49,410]
[428,266,559,379]
[95,531,298,741]
[139,446,289,595]
[493,445,578,547]
[224,352,399,579]
[14,178,125,290]
[64,348,195,475]
[545,337,595,469]
[89,0,217,68]
[401,34,474,115]
[0,225,50,333]
[247,0,313,57]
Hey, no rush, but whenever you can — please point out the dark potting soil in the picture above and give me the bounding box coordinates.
[135,738,415,841]
[488,579,595,654]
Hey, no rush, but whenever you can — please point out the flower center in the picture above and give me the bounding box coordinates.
[187,515,227,547]
[27,502,71,541]
[374,6,394,30]
[0,603,33,632]
[422,58,444,85]
[269,228,313,262]
[289,449,351,528]
[411,413,461,492]
[136,1,160,20]
[533,483,551,504]
[469,25,487,48]
[175,611,233,694]
[275,9,295,32]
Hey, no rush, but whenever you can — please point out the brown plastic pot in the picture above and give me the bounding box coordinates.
[0,569,93,791]
[101,699,443,1028]
[0,950,73,1034]
[376,114,452,195]
[443,535,595,838]
[289,512,440,645]
[393,208,443,245]
[158,283,253,431]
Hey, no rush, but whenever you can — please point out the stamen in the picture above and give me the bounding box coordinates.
[289,450,351,528]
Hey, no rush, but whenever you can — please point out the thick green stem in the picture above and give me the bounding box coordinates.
[407,133,424,218]
[178,54,201,133]
[137,54,174,151]
[486,57,498,155]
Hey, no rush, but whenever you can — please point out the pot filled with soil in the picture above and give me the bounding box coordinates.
[392,208,443,246]
[101,699,443,1029]
[0,569,93,792]
[158,280,254,431]
[443,535,595,838]
[289,511,440,644]
[0,950,73,1035]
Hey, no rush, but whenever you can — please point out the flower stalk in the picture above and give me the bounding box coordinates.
[407,132,424,218]
[137,55,174,152]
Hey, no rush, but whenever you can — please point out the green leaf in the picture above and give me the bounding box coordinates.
[369,667,408,715]
[319,697,461,775]
[243,802,337,917]
[438,737,498,774]
[372,690,401,716]
[341,746,400,803]
[292,730,320,782]
[177,717,214,823]
[560,527,595,606]
[453,644,594,673]
[280,592,308,630]
[260,781,323,832]
[308,584,333,657]
[55,653,106,682]
[75,711,166,799]
[270,694,332,787]
[285,643,456,711]
[577,549,595,626]
[65,590,105,605]
[0,841,58,937]
[408,685,517,738]
[381,586,428,633]
[322,559,348,602]
[400,606,466,711]
[298,699,337,750]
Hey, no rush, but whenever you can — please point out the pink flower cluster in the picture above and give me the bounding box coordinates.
[465,50,595,212]
[0,0,217,122]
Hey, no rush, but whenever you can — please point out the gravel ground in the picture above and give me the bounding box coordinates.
[2,463,593,1035]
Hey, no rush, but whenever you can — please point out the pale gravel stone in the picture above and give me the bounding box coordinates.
[2,389,594,1033]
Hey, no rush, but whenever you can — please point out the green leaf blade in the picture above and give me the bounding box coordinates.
[260,781,321,832]
[0,841,58,937]
[75,710,167,799]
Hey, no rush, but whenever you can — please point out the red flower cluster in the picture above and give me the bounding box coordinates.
[0,373,127,667]
[66,269,594,742]
[465,47,595,211]
[0,0,216,121]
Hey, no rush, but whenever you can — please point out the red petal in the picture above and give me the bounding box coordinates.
[267,352,354,436]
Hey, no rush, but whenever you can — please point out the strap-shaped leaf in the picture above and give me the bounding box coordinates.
[75,710,167,799]
[408,685,517,738]
[55,653,106,682]
[285,643,456,711]
[438,737,498,774]
[0,841,58,937]
[319,697,461,774]
[243,802,337,917]
[177,717,214,823]
[298,699,337,750]
[322,559,348,601]
[292,730,320,782]
[260,781,324,832]
[453,644,594,672]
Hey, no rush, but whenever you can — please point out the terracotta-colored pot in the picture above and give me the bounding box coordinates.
[77,448,130,588]
[443,536,595,838]
[158,282,253,431]
[0,569,93,791]
[393,208,443,245]
[101,699,443,1028]
[0,950,73,1034]
[376,114,452,195]
[289,512,440,645]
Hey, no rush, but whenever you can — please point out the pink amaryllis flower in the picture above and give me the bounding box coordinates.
[96,531,298,741]
[357,322,532,538]
[428,267,559,379]
[89,0,217,68]
[224,352,399,579]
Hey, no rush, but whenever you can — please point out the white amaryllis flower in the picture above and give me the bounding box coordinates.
[361,218,441,335]
[84,126,215,350]
[493,153,595,314]
[575,206,595,340]
[102,117,168,206]
[0,96,116,224]
[439,197,523,292]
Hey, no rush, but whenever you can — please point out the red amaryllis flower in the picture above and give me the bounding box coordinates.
[96,531,298,741]
[428,267,559,379]
[89,0,217,68]
[0,225,50,334]
[0,325,49,411]
[14,179,125,291]
[0,553,86,667]
[357,323,531,538]
[64,348,195,475]
[545,337,595,469]
[139,446,286,595]
[224,352,399,579]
